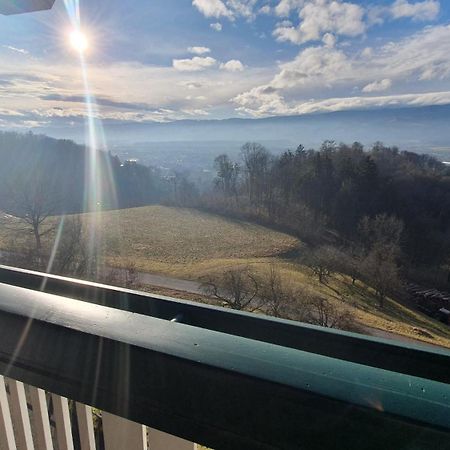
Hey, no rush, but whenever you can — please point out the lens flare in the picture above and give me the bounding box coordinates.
[69,29,88,52]
[57,0,118,278]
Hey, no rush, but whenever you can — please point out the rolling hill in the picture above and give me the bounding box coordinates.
[30,104,450,161]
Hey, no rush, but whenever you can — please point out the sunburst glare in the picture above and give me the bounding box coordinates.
[58,0,118,278]
[69,29,88,53]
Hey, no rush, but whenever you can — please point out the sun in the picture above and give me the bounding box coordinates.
[69,30,89,53]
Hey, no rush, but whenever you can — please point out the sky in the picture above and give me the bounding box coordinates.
[1,0,450,133]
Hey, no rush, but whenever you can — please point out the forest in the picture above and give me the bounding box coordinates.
[0,131,168,214]
[1,131,450,296]
[203,141,450,293]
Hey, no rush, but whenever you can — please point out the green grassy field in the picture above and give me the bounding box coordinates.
[1,205,450,347]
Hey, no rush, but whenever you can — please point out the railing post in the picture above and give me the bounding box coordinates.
[76,402,96,450]
[0,375,16,450]
[52,394,74,450]
[8,379,35,450]
[102,412,147,450]
[29,386,54,450]
[148,428,197,450]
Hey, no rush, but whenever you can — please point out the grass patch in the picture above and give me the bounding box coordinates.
[94,205,301,274]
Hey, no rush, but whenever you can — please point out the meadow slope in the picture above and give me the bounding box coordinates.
[70,206,450,347]
[1,205,450,347]
[95,205,300,275]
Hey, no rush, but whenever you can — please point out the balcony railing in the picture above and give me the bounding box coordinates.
[0,264,449,449]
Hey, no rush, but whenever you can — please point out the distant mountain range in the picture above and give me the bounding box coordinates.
[31,104,450,160]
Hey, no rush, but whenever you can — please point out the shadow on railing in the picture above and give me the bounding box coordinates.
[0,265,449,450]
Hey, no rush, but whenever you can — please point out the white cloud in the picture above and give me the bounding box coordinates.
[369,0,440,25]
[274,0,305,17]
[0,56,269,126]
[273,1,440,45]
[192,0,233,18]
[182,108,210,116]
[234,24,450,116]
[185,95,207,100]
[2,1,450,128]
[2,45,29,55]
[362,79,392,93]
[234,86,287,116]
[0,108,25,117]
[188,46,211,55]
[227,0,258,19]
[361,47,373,58]
[274,0,366,45]
[271,45,350,89]
[210,22,223,31]
[181,81,205,90]
[322,33,336,47]
[220,59,245,71]
[193,0,259,20]
[390,0,440,21]
[259,5,271,14]
[367,5,385,26]
[234,88,450,117]
[173,56,217,71]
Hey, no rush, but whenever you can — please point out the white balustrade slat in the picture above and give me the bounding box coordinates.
[75,403,96,450]
[148,428,197,450]
[102,412,147,450]
[0,376,16,450]
[8,379,35,450]
[29,386,54,450]
[52,394,74,450]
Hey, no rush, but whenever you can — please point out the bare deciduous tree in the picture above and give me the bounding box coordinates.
[361,244,401,308]
[6,173,60,263]
[214,154,240,199]
[359,213,404,252]
[336,245,363,285]
[306,297,356,331]
[200,263,358,332]
[99,263,141,290]
[51,216,87,275]
[241,142,270,207]
[124,262,140,289]
[200,266,263,311]
[358,214,403,307]
[259,264,307,318]
[259,264,286,317]
[301,245,338,283]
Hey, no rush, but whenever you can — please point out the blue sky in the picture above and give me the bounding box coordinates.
[1,0,450,131]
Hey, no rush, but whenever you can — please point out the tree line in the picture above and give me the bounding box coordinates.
[1,131,449,302]
[203,141,450,295]
[0,131,169,216]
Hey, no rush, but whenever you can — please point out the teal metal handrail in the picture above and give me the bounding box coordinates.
[0,266,449,449]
